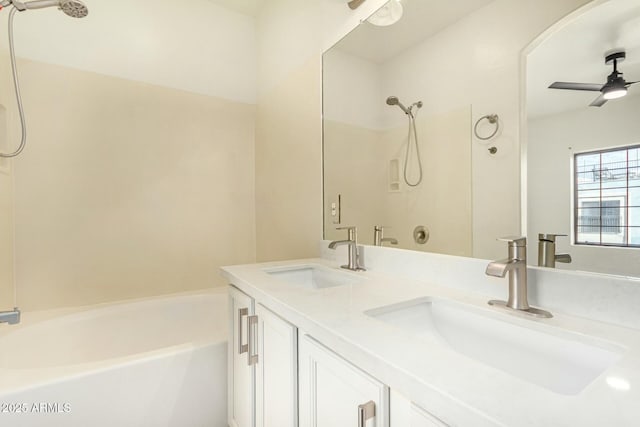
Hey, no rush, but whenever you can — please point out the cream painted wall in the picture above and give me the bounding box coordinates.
[382,107,472,256]
[322,48,384,130]
[2,0,257,103]
[0,51,16,310]
[323,120,386,246]
[255,56,322,261]
[528,94,640,276]
[13,59,256,310]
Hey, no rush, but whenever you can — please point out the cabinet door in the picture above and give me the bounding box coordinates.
[228,286,255,427]
[390,390,449,427]
[299,334,389,427]
[256,304,298,427]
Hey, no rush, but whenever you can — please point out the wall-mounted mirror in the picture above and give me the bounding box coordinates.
[526,0,640,277]
[324,0,640,277]
[322,0,496,257]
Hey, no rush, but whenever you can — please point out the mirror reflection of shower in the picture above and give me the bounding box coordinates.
[386,96,423,186]
[0,0,89,158]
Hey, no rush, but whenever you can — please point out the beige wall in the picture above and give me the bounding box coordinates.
[255,57,322,261]
[323,120,386,246]
[0,51,16,310]
[13,60,256,310]
[382,107,472,256]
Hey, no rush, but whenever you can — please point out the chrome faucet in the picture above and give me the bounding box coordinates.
[373,226,398,246]
[485,237,552,318]
[328,226,365,271]
[538,233,572,268]
[0,307,20,325]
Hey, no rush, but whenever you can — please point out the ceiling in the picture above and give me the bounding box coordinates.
[527,0,640,119]
[332,0,494,63]
[205,0,265,16]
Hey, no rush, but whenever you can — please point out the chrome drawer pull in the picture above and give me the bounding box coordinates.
[358,400,375,427]
[247,315,259,366]
[238,308,248,355]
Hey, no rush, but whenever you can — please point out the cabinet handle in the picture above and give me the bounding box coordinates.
[247,315,259,366]
[238,308,249,355]
[358,400,376,427]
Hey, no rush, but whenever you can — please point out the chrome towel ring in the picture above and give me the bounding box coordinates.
[474,114,500,140]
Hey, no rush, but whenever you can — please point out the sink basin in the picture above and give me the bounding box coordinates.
[263,264,362,289]
[365,298,624,395]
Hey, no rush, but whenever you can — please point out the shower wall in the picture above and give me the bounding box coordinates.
[12,59,256,310]
[323,45,472,254]
[0,51,15,308]
[0,0,258,311]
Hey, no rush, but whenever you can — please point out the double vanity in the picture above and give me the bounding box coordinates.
[223,242,640,427]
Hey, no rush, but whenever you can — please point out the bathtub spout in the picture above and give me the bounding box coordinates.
[0,307,20,325]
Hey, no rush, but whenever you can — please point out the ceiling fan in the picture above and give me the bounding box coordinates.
[548,51,639,107]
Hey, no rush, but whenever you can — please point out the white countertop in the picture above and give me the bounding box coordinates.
[221,257,640,427]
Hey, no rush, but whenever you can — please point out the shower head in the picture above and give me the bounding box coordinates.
[17,0,88,18]
[386,96,410,115]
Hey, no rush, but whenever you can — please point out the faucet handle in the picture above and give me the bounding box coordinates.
[336,226,357,241]
[498,236,527,247]
[538,233,567,242]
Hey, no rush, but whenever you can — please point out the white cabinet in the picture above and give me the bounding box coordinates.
[229,285,298,427]
[256,303,298,427]
[390,390,449,427]
[229,286,255,427]
[299,334,389,427]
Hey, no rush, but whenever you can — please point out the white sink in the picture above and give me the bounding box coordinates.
[366,298,624,395]
[263,265,363,289]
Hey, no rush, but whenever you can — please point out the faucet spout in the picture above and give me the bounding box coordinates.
[328,239,351,249]
[485,258,524,278]
[0,307,21,325]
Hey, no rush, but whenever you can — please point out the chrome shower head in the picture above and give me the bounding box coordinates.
[60,0,88,18]
[386,96,410,114]
[18,0,88,18]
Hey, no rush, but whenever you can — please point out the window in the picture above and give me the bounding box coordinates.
[574,145,640,247]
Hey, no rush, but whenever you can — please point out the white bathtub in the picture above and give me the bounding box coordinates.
[0,289,228,427]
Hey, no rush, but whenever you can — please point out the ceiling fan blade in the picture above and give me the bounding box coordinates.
[626,81,639,87]
[549,81,604,91]
[589,93,608,107]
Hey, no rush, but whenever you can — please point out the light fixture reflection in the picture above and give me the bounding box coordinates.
[603,87,628,100]
[367,0,403,27]
[606,376,631,391]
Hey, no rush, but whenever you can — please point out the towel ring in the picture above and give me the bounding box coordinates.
[474,114,499,140]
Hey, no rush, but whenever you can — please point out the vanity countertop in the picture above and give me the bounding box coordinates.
[221,257,640,427]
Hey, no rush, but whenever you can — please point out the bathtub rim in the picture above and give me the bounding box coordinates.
[0,287,228,395]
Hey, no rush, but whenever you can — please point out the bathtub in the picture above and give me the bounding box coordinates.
[0,289,228,427]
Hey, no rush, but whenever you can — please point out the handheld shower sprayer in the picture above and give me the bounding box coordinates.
[8,0,88,17]
[386,96,410,115]
[386,96,423,117]
[0,0,88,158]
[386,95,424,186]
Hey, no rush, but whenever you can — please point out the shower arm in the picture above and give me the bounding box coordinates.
[8,0,61,11]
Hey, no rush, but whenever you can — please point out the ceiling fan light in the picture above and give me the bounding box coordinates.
[603,87,627,100]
